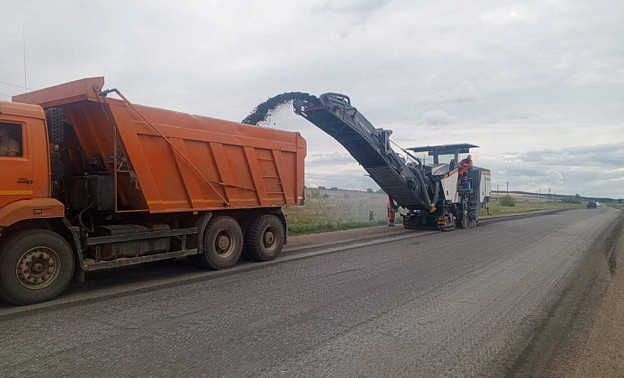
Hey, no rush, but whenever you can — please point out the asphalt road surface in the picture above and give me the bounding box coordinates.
[0,207,620,377]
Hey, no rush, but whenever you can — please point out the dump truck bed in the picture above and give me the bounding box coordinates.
[14,77,306,213]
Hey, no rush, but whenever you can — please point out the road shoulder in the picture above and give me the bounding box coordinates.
[571,210,624,377]
[509,209,624,377]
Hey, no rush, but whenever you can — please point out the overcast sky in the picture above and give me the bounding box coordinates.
[2,0,623,198]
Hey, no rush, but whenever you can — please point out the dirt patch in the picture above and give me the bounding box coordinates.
[242,92,313,125]
[508,210,624,377]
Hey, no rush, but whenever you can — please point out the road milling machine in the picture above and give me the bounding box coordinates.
[294,93,491,231]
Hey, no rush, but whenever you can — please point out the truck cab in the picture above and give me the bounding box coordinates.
[0,102,64,227]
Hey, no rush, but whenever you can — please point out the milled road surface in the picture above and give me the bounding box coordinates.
[0,208,620,377]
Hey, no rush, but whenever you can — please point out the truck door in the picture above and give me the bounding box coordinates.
[0,121,35,207]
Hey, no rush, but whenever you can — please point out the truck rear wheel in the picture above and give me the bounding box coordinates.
[0,230,75,305]
[196,216,243,270]
[244,214,285,261]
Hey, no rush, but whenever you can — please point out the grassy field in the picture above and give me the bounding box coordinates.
[284,188,392,235]
[284,188,585,235]
[483,195,584,215]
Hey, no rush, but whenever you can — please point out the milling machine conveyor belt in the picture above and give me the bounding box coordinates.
[294,93,426,208]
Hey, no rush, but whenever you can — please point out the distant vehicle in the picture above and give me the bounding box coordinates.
[587,201,597,209]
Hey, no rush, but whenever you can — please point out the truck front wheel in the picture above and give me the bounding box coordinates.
[0,230,75,305]
[244,214,285,261]
[196,216,243,270]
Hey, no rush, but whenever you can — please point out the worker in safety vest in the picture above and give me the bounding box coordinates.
[458,154,473,187]
[387,197,399,226]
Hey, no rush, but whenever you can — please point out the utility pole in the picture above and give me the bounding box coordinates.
[496,184,499,199]
[538,188,541,203]
[548,186,552,202]
[506,181,509,196]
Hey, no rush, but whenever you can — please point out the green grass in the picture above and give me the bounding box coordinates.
[482,198,584,215]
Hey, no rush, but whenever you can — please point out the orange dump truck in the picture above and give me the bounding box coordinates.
[0,77,306,304]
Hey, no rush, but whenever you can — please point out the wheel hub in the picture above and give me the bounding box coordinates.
[16,247,61,289]
[263,231,275,246]
[217,235,230,250]
[215,230,235,256]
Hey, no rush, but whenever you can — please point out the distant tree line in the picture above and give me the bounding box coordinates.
[560,194,583,204]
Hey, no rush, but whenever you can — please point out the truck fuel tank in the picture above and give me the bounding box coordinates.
[93,224,170,261]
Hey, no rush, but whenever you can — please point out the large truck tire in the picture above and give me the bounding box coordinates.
[244,214,285,261]
[195,216,243,270]
[0,230,75,305]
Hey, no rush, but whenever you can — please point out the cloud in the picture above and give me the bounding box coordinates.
[305,150,378,190]
[483,143,624,198]
[306,171,379,191]
[312,0,393,15]
[487,111,534,123]
[519,143,624,167]
[306,150,357,166]
[480,7,537,25]
[415,82,482,105]
[418,110,458,125]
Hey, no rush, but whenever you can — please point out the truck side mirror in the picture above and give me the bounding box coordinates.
[45,107,65,144]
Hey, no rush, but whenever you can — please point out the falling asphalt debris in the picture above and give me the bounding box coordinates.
[242,91,312,125]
